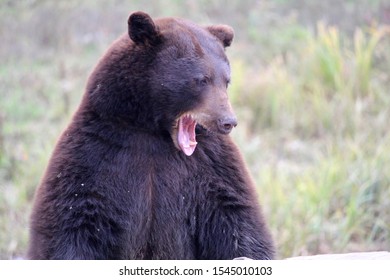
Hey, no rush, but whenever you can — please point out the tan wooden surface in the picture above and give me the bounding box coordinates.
[287,251,390,260]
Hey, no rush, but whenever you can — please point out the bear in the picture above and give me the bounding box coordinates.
[27,11,274,260]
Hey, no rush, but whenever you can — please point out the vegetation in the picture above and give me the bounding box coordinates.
[1,0,389,259]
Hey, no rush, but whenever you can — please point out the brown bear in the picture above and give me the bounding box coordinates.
[27,11,274,260]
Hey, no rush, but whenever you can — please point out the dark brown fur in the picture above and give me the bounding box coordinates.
[27,12,274,260]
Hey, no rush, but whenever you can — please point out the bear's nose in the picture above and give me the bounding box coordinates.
[218,117,238,134]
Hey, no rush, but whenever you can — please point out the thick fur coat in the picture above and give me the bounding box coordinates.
[27,12,274,260]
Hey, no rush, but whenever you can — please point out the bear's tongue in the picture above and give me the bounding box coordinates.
[178,115,197,156]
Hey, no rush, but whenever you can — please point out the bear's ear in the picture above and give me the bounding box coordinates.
[128,11,161,46]
[207,25,234,48]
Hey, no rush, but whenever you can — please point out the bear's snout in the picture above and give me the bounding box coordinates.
[217,116,237,134]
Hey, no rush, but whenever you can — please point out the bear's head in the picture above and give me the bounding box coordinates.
[86,11,237,156]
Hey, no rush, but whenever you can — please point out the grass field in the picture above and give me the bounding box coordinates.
[1,0,389,259]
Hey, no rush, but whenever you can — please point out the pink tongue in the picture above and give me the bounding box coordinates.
[178,116,197,156]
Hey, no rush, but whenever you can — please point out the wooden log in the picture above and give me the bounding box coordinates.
[287,251,390,260]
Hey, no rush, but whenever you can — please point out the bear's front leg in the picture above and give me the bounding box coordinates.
[196,201,274,260]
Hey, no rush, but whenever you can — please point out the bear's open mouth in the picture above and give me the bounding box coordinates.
[177,114,198,156]
[177,115,198,156]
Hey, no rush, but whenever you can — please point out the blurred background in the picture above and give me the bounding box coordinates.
[1,0,389,259]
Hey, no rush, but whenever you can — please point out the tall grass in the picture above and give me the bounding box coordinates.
[232,23,390,258]
[353,27,390,95]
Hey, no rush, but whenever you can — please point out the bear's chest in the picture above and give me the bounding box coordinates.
[117,145,207,259]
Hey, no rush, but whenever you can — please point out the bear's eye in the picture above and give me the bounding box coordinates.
[195,76,210,87]
[226,79,231,89]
